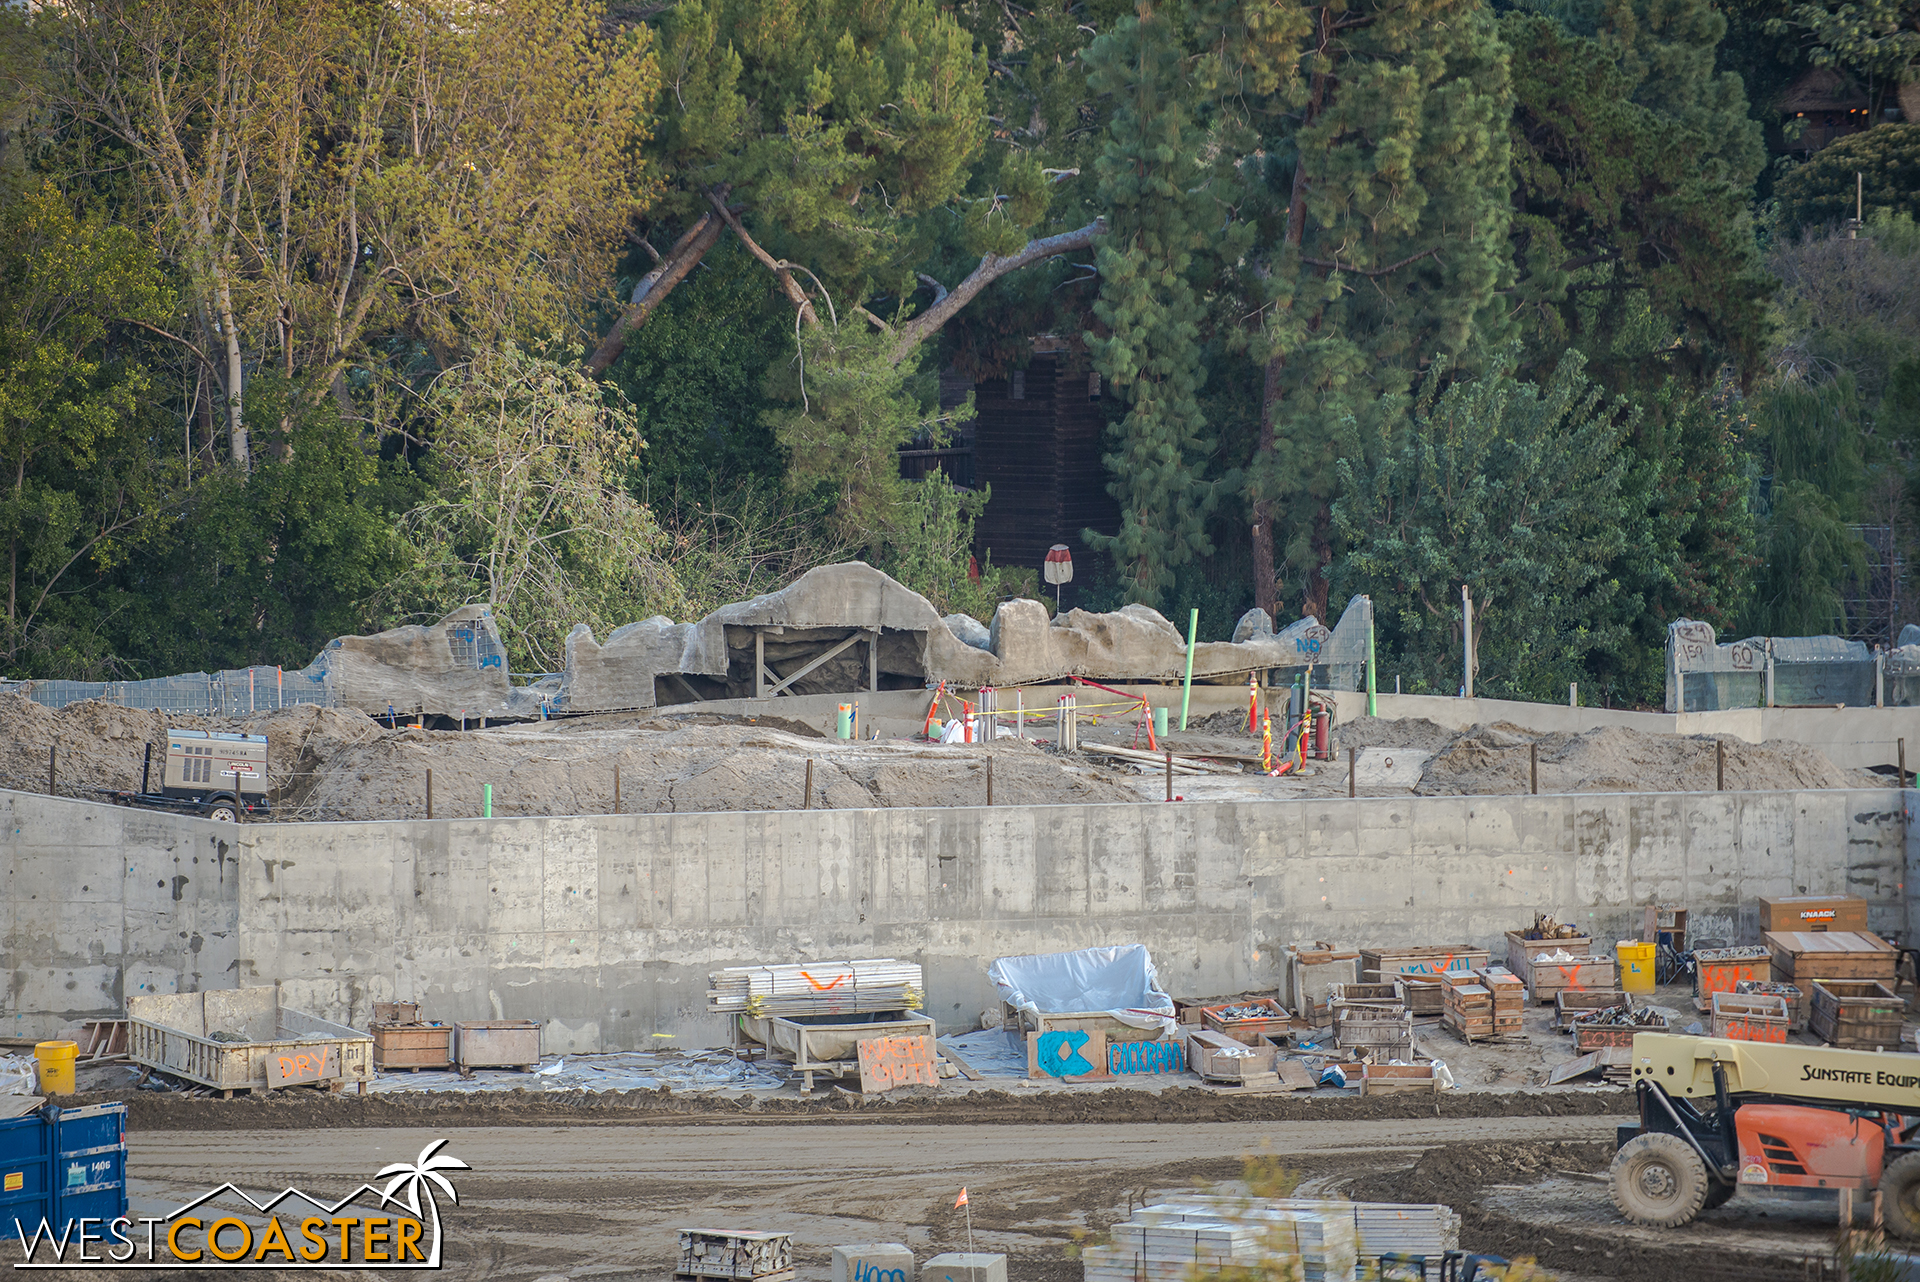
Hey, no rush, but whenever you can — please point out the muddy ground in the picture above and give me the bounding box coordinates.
[47,1083,1871,1282]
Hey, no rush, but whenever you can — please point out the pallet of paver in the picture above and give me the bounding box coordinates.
[1525,956,1615,1006]
[1360,946,1490,984]
[1810,980,1906,1049]
[1710,991,1788,1043]
[677,1230,792,1282]
[709,960,924,1019]
[1765,931,1896,983]
[1114,1202,1357,1282]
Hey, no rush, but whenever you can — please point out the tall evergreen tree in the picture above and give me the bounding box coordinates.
[1244,0,1515,621]
[1080,5,1223,605]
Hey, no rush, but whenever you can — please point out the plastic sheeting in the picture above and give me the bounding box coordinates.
[987,944,1176,1033]
[1666,618,1883,711]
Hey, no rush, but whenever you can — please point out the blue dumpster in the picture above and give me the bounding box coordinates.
[0,1102,127,1244]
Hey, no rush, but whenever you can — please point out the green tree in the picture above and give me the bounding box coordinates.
[1502,0,1772,395]
[1080,4,1223,606]
[386,346,683,672]
[882,471,1032,620]
[0,181,174,676]
[1245,0,1516,622]
[1332,352,1639,699]
[57,0,658,464]
[1773,125,1920,238]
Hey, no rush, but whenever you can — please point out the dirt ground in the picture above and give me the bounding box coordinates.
[81,1094,1862,1282]
[0,692,1884,822]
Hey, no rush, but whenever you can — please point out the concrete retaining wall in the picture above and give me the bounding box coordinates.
[4,787,1913,1050]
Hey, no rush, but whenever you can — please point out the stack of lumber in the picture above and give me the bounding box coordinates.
[676,1231,793,1282]
[1484,970,1526,1037]
[1442,976,1493,1041]
[1548,1046,1632,1086]
[1084,1201,1356,1282]
[707,960,924,1017]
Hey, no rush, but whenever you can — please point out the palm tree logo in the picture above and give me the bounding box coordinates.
[376,1139,471,1267]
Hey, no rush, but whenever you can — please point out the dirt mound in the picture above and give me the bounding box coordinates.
[0,694,191,797]
[1416,722,1876,795]
[281,721,1140,821]
[1332,715,1457,753]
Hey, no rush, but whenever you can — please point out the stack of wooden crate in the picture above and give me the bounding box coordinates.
[1764,931,1896,1031]
[1483,971,1526,1038]
[1442,975,1492,1041]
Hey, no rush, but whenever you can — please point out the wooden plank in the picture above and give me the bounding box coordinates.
[1028,1029,1112,1082]
[1273,1060,1316,1091]
[265,1042,339,1088]
[857,1034,939,1092]
[935,1039,984,1082]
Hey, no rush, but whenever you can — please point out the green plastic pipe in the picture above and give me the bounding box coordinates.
[1366,601,1377,717]
[1180,609,1199,730]
[483,783,493,818]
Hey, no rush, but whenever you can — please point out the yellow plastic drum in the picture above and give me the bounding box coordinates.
[34,1040,77,1095]
[1616,941,1657,993]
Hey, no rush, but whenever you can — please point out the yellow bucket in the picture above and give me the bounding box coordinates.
[34,1040,77,1095]
[1617,941,1657,993]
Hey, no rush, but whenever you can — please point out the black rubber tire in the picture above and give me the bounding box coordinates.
[1610,1133,1711,1227]
[206,799,240,823]
[1880,1151,1920,1240]
[1702,1180,1737,1211]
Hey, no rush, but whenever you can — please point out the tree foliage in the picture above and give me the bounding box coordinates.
[1773,124,1920,238]
[1333,352,1638,699]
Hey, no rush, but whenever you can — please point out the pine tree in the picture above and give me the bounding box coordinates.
[1080,5,1222,606]
[1243,0,1516,621]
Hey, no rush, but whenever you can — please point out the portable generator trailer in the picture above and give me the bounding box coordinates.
[100,728,270,822]
[1611,1032,1920,1234]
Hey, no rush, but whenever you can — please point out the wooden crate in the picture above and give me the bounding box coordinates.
[1361,1062,1437,1097]
[1483,972,1526,1009]
[1187,1029,1274,1082]
[1710,992,1788,1044]
[453,1020,543,1070]
[371,1002,419,1025]
[1526,957,1616,1006]
[1759,895,1870,935]
[1392,975,1447,1017]
[1734,981,1807,1032]
[1360,946,1491,983]
[371,1022,452,1070]
[1694,947,1771,1004]
[1810,980,1906,1049]
[1333,1005,1414,1060]
[1571,1024,1637,1051]
[1555,990,1628,1030]
[1506,931,1594,978]
[1765,932,1896,983]
[1200,998,1292,1046]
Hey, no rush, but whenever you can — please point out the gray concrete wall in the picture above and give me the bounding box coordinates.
[3,786,1910,1050]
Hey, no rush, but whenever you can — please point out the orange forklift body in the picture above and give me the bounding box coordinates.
[1735,1103,1885,1192]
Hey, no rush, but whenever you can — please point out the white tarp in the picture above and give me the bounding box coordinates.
[987,944,1176,1033]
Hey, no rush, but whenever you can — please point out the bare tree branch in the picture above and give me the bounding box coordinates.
[887,217,1107,364]
[706,189,820,327]
[1299,246,1442,278]
[584,207,728,374]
